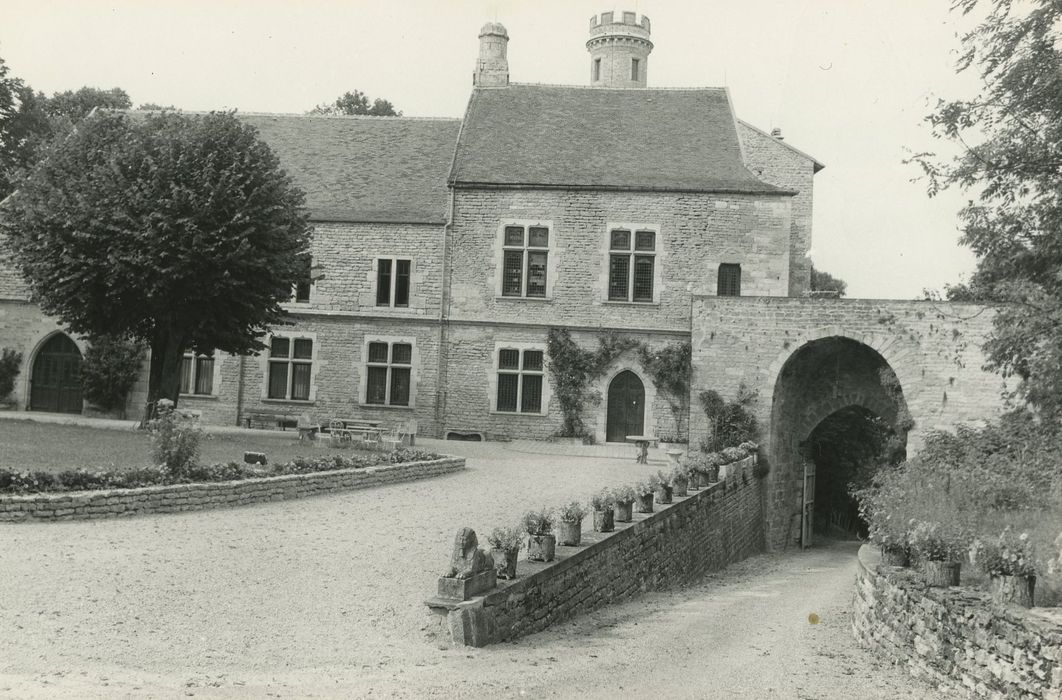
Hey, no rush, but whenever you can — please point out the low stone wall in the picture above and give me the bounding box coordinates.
[853,545,1062,699]
[0,457,465,522]
[428,455,764,646]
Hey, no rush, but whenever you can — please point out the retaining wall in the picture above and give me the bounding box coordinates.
[0,456,465,521]
[853,545,1062,699]
[428,454,764,647]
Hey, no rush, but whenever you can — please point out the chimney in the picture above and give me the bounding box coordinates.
[474,22,509,87]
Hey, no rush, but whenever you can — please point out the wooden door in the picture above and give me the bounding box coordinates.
[801,459,816,549]
[606,370,645,442]
[30,334,83,413]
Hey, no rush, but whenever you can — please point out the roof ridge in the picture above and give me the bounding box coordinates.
[496,83,728,92]
[128,109,461,122]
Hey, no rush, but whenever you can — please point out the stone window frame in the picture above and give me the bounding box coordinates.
[602,222,663,305]
[373,256,414,309]
[488,341,550,416]
[359,335,418,410]
[717,263,742,297]
[179,350,223,398]
[494,219,556,301]
[631,57,640,81]
[260,331,319,404]
[291,247,315,305]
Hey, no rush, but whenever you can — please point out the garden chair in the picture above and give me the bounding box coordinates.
[328,419,350,447]
[359,426,382,451]
[398,418,418,447]
[296,413,320,442]
[380,426,402,452]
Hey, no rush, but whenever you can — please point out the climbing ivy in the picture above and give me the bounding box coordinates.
[638,342,692,441]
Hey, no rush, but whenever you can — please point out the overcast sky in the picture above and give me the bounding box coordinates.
[1,0,988,299]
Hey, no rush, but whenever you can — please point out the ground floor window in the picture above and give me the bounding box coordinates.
[267,336,313,401]
[364,339,413,406]
[180,351,215,396]
[496,347,544,413]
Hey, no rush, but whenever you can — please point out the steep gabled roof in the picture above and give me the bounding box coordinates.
[449,85,787,194]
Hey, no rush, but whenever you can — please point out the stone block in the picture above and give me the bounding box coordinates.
[437,570,496,601]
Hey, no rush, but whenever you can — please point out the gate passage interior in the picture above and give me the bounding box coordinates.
[30,334,82,413]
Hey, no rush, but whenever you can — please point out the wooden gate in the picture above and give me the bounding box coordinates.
[606,370,645,442]
[801,459,816,549]
[30,334,83,413]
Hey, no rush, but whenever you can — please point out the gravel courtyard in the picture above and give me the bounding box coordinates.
[0,437,942,698]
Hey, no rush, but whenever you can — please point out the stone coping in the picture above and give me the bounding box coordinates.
[0,456,465,522]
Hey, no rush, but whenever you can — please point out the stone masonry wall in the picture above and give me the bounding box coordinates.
[0,456,465,522]
[434,455,764,647]
[853,546,1062,699]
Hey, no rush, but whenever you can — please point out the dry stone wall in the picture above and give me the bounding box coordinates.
[853,545,1062,699]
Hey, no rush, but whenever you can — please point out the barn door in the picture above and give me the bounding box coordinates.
[30,334,83,414]
[801,459,816,549]
[606,371,645,442]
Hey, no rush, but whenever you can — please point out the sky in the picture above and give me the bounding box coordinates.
[0,0,989,299]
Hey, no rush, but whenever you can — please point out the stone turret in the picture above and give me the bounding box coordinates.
[474,22,509,87]
[587,11,653,88]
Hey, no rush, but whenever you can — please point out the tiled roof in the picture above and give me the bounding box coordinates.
[450,85,786,194]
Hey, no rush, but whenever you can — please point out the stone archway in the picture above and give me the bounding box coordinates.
[29,332,84,414]
[606,370,645,442]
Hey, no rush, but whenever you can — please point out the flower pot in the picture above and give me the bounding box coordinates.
[557,520,583,546]
[672,477,689,498]
[693,472,710,489]
[881,545,910,568]
[923,559,961,587]
[990,574,1035,608]
[614,501,634,522]
[636,492,655,513]
[492,548,519,580]
[527,534,556,562]
[654,485,673,505]
[593,508,614,533]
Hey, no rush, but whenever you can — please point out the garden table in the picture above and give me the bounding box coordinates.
[626,434,658,464]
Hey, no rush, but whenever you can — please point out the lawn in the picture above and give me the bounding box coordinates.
[0,420,369,473]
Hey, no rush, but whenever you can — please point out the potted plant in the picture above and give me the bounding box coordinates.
[590,488,615,533]
[634,479,655,514]
[910,520,968,587]
[704,452,725,482]
[653,470,673,504]
[523,508,556,562]
[557,501,587,546]
[970,527,1037,607]
[670,466,690,498]
[486,525,524,580]
[613,485,636,522]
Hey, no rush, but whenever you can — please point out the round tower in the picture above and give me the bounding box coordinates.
[586,11,653,88]
[474,22,509,87]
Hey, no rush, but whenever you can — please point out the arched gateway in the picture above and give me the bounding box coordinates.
[606,370,645,442]
[29,333,83,413]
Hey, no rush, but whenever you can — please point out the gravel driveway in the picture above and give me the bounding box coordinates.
[0,440,940,698]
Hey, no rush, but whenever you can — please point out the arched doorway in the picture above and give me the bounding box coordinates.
[606,370,645,442]
[30,333,83,413]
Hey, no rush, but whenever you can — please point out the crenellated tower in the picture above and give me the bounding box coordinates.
[474,22,509,87]
[586,11,653,88]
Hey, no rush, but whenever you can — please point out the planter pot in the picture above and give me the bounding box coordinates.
[672,477,689,498]
[693,472,710,489]
[636,493,655,513]
[527,534,556,562]
[614,501,634,522]
[557,520,583,546]
[923,559,961,587]
[990,574,1035,608]
[492,548,519,580]
[881,546,910,568]
[593,508,615,533]
[654,485,673,505]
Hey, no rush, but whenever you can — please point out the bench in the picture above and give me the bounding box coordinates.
[243,411,299,430]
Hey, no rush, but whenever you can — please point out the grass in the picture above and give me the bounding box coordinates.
[0,420,377,474]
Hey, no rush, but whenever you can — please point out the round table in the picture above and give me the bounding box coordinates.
[625,435,658,464]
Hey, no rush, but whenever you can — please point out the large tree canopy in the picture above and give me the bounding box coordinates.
[809,263,847,297]
[0,110,311,410]
[912,0,1062,419]
[308,90,401,117]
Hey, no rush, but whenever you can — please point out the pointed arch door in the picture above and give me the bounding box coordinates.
[606,370,645,442]
[30,334,83,413]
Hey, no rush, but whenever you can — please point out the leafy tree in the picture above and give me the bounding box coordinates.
[910,0,1062,418]
[308,90,401,117]
[0,110,311,413]
[80,335,145,415]
[43,87,131,122]
[809,264,847,297]
[137,103,177,111]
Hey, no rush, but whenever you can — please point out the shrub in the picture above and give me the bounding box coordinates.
[558,501,587,523]
[633,480,654,497]
[970,527,1037,577]
[147,399,203,477]
[669,466,689,484]
[0,348,21,401]
[909,520,969,563]
[80,335,144,413]
[613,485,637,504]
[590,488,614,510]
[721,446,748,462]
[699,385,759,453]
[486,526,524,552]
[522,508,554,535]
[654,470,671,487]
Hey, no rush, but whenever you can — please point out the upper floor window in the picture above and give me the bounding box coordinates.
[501,224,549,298]
[268,336,313,401]
[180,351,215,396]
[496,348,544,414]
[631,58,640,81]
[593,58,601,82]
[376,258,411,308]
[608,228,656,302]
[718,263,742,296]
[293,255,313,303]
[364,340,412,407]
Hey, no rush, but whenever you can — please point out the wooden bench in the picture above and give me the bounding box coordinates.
[243,411,299,430]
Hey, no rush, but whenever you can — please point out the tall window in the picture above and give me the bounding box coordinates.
[180,351,215,396]
[501,224,549,298]
[631,58,640,81]
[293,255,312,303]
[496,348,544,413]
[267,337,313,401]
[593,58,601,81]
[365,341,412,406]
[376,258,411,307]
[718,263,742,296]
[608,228,656,302]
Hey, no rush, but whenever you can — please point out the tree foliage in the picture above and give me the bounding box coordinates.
[80,335,145,414]
[809,263,847,297]
[910,0,1062,418]
[308,90,401,117]
[0,110,311,409]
